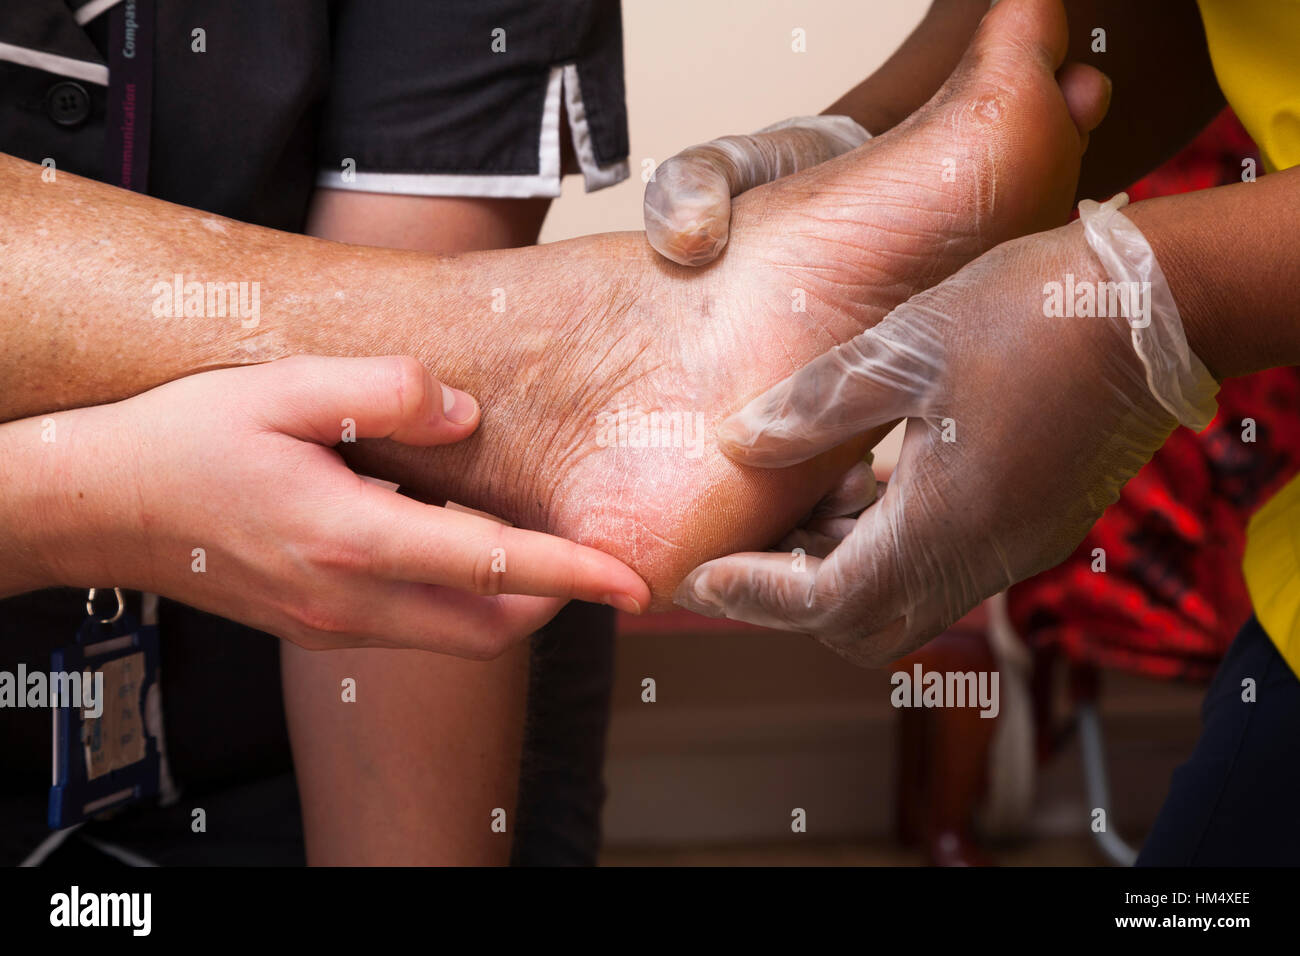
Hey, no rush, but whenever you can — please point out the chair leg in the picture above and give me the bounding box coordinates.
[1076,700,1139,866]
[893,627,999,866]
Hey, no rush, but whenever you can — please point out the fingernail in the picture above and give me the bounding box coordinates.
[715,416,752,452]
[603,593,642,615]
[441,384,477,424]
[672,573,722,617]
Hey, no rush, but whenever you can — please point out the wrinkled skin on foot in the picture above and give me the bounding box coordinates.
[346,0,1108,608]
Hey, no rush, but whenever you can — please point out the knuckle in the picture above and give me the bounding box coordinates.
[288,631,329,652]
[464,639,503,662]
[262,354,315,394]
[307,533,373,574]
[384,355,431,422]
[472,628,518,661]
[284,599,357,639]
[275,615,331,650]
[470,552,498,596]
[446,633,501,661]
[469,526,508,596]
[555,540,581,598]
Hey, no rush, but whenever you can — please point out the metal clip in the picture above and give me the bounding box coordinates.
[85,587,126,625]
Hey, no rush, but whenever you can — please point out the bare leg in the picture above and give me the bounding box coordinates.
[283,196,547,866]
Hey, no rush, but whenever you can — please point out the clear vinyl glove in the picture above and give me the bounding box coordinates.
[674,194,1220,666]
[643,115,871,266]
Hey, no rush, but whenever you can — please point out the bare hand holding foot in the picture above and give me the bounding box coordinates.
[0,356,648,655]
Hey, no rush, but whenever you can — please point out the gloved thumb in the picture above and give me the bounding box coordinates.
[644,115,870,266]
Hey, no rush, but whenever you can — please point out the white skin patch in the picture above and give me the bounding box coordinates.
[200,218,228,234]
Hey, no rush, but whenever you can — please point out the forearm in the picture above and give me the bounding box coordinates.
[1,145,662,526]
[0,152,526,419]
[0,405,121,597]
[1125,168,1300,380]
[0,417,58,595]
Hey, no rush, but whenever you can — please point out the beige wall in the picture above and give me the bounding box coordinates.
[540,0,929,243]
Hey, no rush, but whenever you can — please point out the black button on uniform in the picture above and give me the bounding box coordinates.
[45,81,91,127]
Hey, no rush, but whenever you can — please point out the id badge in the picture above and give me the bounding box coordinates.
[48,588,164,829]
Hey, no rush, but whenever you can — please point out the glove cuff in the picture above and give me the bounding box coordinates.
[1078,192,1219,431]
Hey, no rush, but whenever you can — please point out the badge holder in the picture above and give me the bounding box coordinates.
[48,588,167,829]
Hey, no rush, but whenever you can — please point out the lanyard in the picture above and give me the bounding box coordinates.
[103,0,155,193]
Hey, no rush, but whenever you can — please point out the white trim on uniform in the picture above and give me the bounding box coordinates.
[316,63,628,199]
[536,62,565,192]
[561,64,629,191]
[0,41,108,85]
[314,169,555,199]
[75,0,124,25]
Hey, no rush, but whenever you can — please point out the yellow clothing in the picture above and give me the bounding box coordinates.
[1196,0,1300,671]
[1197,0,1300,174]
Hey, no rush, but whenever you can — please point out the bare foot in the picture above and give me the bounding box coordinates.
[348,0,1108,608]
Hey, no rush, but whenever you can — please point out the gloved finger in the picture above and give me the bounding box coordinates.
[644,115,870,266]
[778,530,836,560]
[675,495,923,665]
[674,549,825,633]
[804,516,858,540]
[807,486,956,659]
[778,516,858,561]
[672,535,918,668]
[674,480,900,633]
[717,306,945,467]
[810,457,879,518]
[677,431,987,665]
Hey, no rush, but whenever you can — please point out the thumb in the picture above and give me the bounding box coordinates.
[249,354,480,447]
[644,115,870,266]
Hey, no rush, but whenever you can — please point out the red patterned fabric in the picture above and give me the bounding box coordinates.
[1007,111,1300,682]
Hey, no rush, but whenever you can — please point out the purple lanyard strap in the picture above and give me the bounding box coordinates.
[103,0,154,193]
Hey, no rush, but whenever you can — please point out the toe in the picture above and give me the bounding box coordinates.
[1056,62,1113,142]
[975,0,1070,74]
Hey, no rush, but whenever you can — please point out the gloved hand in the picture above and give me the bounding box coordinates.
[674,195,1219,666]
[643,115,870,266]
